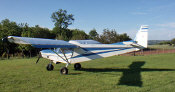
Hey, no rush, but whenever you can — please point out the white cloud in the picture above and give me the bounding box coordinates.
[168,32,175,39]
[131,12,147,15]
[149,28,175,40]
[127,26,175,40]
[156,22,175,28]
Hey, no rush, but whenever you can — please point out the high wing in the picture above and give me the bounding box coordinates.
[6,36,78,48]
[2,25,149,75]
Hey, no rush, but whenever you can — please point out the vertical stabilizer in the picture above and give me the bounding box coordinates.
[134,25,148,48]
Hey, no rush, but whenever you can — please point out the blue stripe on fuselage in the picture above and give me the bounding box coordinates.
[81,47,130,51]
[72,48,132,58]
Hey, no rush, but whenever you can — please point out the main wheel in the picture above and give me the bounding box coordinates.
[74,63,81,70]
[46,64,54,71]
[60,67,68,74]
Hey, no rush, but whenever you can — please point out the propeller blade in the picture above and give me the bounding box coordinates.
[36,52,41,64]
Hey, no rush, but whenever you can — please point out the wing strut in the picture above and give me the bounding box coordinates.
[50,48,73,67]
[60,48,70,67]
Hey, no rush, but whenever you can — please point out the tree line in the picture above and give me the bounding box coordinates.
[158,39,175,46]
[0,9,131,58]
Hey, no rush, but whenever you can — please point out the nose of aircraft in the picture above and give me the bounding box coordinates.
[2,37,8,43]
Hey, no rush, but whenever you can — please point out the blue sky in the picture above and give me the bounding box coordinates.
[0,0,175,40]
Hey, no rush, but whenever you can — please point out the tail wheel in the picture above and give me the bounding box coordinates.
[74,63,81,70]
[46,64,54,71]
[60,67,68,74]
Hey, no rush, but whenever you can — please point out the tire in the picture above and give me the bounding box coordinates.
[60,67,68,74]
[46,64,54,71]
[74,63,81,70]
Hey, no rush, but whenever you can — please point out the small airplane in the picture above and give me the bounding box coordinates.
[2,25,148,74]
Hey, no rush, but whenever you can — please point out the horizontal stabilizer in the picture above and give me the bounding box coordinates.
[7,36,78,48]
[123,41,144,49]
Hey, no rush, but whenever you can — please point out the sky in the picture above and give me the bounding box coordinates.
[0,0,175,40]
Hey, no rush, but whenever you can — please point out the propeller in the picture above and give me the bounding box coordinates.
[2,37,8,54]
[2,37,8,43]
[36,52,41,64]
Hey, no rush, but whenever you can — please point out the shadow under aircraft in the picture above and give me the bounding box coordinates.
[80,61,175,87]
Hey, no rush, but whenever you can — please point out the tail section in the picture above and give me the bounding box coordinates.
[134,25,148,48]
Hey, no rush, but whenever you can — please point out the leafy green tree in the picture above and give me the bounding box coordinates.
[158,41,171,45]
[51,9,74,37]
[171,38,175,46]
[0,32,3,56]
[51,9,74,29]
[0,19,22,58]
[52,26,61,37]
[89,29,98,39]
[19,24,35,57]
[17,44,35,58]
[21,25,54,38]
[0,24,3,56]
[0,19,22,37]
[119,33,131,42]
[71,29,89,40]
[96,29,131,44]
[97,29,120,44]
[56,29,72,41]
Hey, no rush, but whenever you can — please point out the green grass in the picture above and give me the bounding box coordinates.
[148,45,175,49]
[1,53,175,92]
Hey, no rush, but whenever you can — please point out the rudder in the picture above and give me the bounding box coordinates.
[134,25,148,48]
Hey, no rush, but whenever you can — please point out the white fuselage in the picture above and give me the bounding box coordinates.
[41,41,138,64]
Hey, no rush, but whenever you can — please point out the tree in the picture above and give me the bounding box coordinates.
[0,19,22,37]
[158,41,171,45]
[119,33,131,42]
[56,29,72,41]
[97,29,120,44]
[171,38,175,46]
[0,24,3,56]
[21,25,54,39]
[89,29,98,39]
[0,19,23,58]
[51,9,74,29]
[51,9,74,40]
[71,29,89,40]
[51,9,74,34]
[96,29,131,44]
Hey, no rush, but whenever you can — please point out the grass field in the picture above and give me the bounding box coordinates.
[1,53,175,92]
[148,45,175,49]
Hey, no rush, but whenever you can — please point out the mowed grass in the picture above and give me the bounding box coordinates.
[148,45,175,49]
[1,53,175,92]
